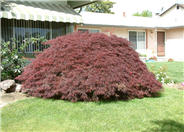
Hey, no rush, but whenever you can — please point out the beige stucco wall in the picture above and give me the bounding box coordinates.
[76,25,184,60]
[165,28,184,60]
[146,29,157,56]
[76,25,156,56]
[76,25,129,39]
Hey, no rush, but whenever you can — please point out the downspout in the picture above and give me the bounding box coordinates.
[146,29,148,49]
[74,24,77,32]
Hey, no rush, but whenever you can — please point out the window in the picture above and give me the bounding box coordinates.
[129,31,146,50]
[1,18,66,53]
[78,29,89,32]
[52,22,66,39]
[177,5,179,10]
[78,28,100,33]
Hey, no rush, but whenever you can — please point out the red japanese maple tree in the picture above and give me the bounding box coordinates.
[16,32,162,102]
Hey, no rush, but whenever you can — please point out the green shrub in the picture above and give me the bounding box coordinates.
[139,54,147,57]
[1,37,47,81]
[1,40,26,81]
[150,65,174,84]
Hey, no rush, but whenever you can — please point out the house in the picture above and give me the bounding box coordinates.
[76,3,184,61]
[1,2,183,61]
[0,0,96,54]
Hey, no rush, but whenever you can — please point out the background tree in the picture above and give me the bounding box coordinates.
[133,10,152,17]
[0,0,11,11]
[84,0,115,14]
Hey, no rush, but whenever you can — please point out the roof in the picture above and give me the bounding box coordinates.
[0,1,83,23]
[80,12,156,28]
[80,12,184,29]
[159,3,184,16]
[3,0,97,9]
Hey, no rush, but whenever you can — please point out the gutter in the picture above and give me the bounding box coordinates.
[80,23,156,29]
[80,23,184,29]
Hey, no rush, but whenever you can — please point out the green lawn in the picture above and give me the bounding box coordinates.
[146,61,184,83]
[1,88,184,132]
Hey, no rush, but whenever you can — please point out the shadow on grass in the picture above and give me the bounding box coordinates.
[143,120,184,132]
[42,90,164,104]
[150,91,164,98]
[96,92,164,105]
[47,93,164,105]
[96,100,128,105]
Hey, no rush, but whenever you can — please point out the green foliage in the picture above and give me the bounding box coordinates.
[150,65,174,84]
[85,0,114,14]
[1,41,24,80]
[23,36,47,52]
[133,10,152,17]
[0,0,11,11]
[146,62,184,83]
[0,37,47,81]
[1,40,26,81]
[139,54,147,57]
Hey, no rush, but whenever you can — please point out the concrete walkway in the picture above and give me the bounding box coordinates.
[0,93,29,108]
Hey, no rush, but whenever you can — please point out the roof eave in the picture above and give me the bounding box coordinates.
[81,23,184,29]
[159,3,184,16]
[81,23,155,29]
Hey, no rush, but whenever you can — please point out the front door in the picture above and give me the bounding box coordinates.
[157,32,165,56]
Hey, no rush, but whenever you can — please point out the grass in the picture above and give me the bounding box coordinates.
[146,61,184,83]
[1,88,184,132]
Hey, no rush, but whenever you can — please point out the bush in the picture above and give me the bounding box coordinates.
[1,41,27,81]
[168,58,174,62]
[139,54,147,57]
[150,65,174,84]
[1,37,47,81]
[149,56,157,61]
[16,32,162,102]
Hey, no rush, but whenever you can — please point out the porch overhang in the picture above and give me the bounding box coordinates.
[0,2,83,23]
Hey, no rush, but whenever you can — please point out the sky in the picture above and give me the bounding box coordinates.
[111,0,184,16]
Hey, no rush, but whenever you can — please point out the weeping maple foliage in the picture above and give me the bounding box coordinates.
[16,32,162,102]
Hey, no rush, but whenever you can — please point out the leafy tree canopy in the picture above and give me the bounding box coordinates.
[133,10,152,17]
[84,0,115,14]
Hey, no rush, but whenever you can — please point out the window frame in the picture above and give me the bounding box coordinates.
[77,28,101,33]
[1,18,67,53]
[128,30,146,50]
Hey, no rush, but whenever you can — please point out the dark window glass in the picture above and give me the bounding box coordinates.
[1,18,66,53]
[1,18,13,42]
[52,22,66,39]
[78,29,89,32]
[78,29,100,33]
[177,5,179,9]
[129,31,137,49]
[89,29,99,33]
[129,31,146,50]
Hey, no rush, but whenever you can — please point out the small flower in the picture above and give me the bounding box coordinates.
[0,66,3,70]
[14,55,18,59]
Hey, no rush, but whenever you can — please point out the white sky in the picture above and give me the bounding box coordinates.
[111,0,184,16]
